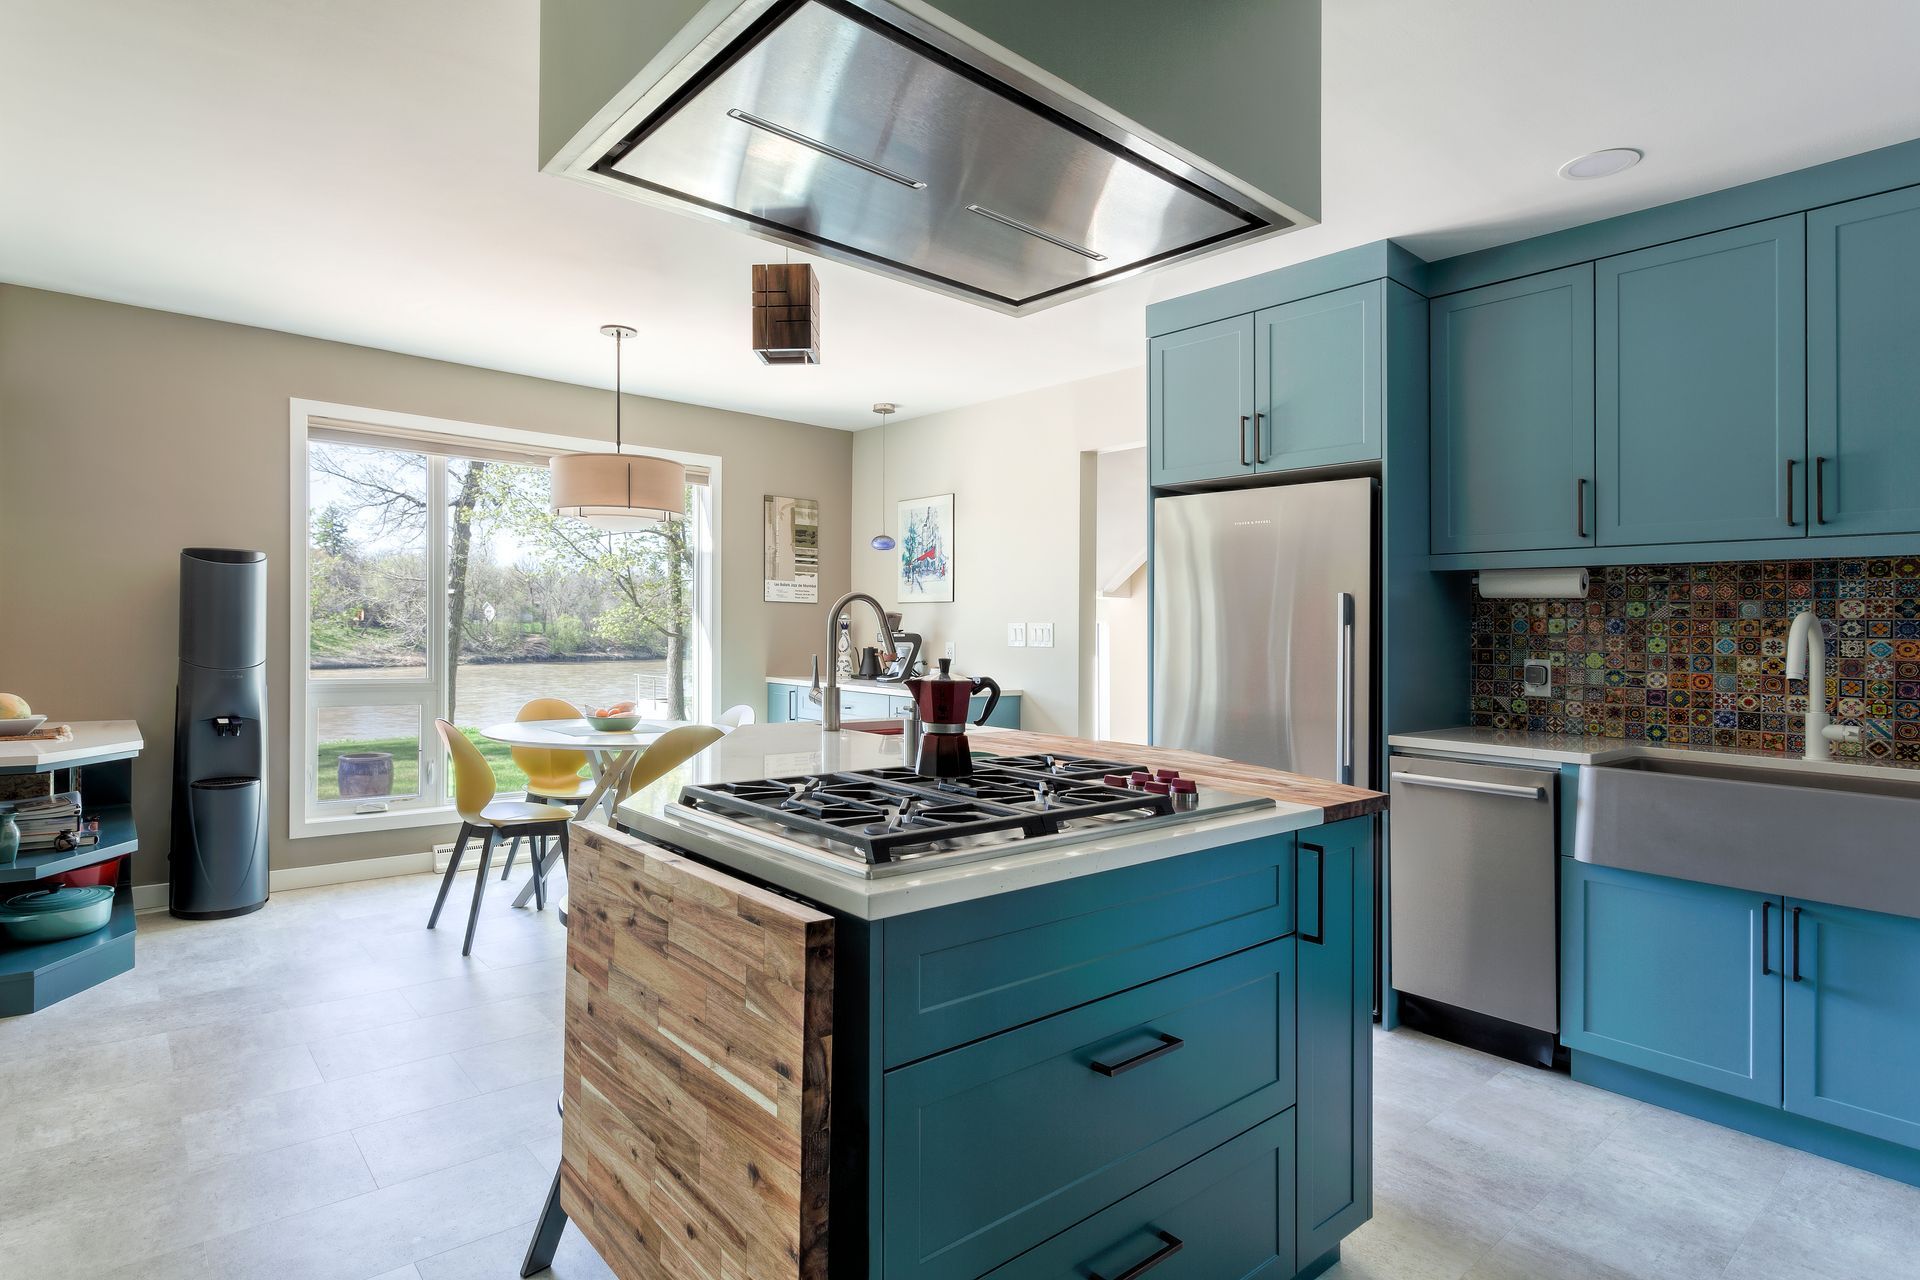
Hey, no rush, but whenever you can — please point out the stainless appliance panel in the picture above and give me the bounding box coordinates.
[1387,754,1559,1034]
[605,0,1258,309]
[1151,480,1374,787]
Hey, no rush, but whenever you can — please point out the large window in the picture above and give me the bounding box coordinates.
[292,404,715,837]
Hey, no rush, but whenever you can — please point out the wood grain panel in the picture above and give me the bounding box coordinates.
[561,821,834,1280]
[971,727,1388,822]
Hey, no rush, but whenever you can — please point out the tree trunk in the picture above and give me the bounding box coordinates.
[665,519,689,721]
[445,461,489,721]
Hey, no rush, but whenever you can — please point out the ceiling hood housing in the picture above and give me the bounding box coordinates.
[539,0,1320,315]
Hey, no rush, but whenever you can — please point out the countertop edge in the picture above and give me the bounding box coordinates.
[1389,727,1918,780]
[764,675,1026,696]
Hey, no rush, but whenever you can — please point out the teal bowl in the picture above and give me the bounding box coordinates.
[0,886,114,944]
[584,715,642,732]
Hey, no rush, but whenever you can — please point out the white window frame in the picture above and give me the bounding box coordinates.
[287,397,722,840]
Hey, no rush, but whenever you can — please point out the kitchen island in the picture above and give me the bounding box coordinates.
[542,722,1383,1280]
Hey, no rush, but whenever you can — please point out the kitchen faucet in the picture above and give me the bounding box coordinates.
[811,591,897,731]
[1785,608,1861,761]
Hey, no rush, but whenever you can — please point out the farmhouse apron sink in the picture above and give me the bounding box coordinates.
[1575,756,1920,918]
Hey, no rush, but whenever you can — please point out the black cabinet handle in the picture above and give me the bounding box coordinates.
[1089,1231,1185,1280]
[1238,414,1251,466]
[1761,900,1773,976]
[1090,1032,1184,1077]
[1791,906,1804,982]
[1815,456,1828,525]
[1786,459,1798,526]
[1575,478,1588,539]
[1254,410,1268,463]
[1300,842,1326,945]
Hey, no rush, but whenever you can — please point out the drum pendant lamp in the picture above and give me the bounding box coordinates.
[551,324,685,531]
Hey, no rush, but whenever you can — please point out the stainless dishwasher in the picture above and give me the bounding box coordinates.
[1388,753,1560,1064]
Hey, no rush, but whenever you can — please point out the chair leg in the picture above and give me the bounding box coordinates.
[428,824,472,929]
[520,1159,569,1278]
[501,833,521,882]
[555,821,571,882]
[531,832,549,912]
[463,829,498,957]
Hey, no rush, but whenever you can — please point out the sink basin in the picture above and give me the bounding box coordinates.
[1576,755,1920,918]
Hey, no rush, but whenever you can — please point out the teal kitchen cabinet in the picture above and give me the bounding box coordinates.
[1294,817,1373,1267]
[1252,282,1383,472]
[1784,899,1920,1151]
[1561,859,1783,1106]
[1149,313,1256,486]
[1595,216,1807,546]
[1808,185,1920,537]
[1429,265,1595,555]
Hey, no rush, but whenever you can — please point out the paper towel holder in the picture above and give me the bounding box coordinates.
[1474,568,1591,600]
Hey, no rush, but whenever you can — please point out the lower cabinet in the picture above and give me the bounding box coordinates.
[1784,900,1920,1149]
[1560,859,1782,1105]
[984,1110,1298,1280]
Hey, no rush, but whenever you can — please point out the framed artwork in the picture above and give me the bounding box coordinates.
[763,495,820,603]
[896,492,955,603]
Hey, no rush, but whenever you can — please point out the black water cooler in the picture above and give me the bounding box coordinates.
[171,548,270,919]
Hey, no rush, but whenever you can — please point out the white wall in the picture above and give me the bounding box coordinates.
[1097,564,1151,744]
[851,368,1145,735]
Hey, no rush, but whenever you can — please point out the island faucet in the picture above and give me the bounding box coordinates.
[1785,608,1861,761]
[811,591,896,731]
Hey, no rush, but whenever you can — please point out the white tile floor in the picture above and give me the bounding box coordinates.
[4,870,1916,1279]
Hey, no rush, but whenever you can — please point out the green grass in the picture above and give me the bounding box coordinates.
[317,727,537,802]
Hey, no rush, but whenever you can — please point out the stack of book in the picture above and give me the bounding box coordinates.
[3,791,90,852]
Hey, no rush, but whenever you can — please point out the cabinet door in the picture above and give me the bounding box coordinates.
[1808,185,1920,537]
[1430,265,1595,554]
[765,683,794,723]
[1149,314,1255,486]
[1784,899,1920,1150]
[1295,817,1373,1267]
[1596,216,1806,546]
[1253,282,1383,472]
[1561,860,1783,1105]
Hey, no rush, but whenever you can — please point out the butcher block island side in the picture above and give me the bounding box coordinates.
[552,722,1383,1280]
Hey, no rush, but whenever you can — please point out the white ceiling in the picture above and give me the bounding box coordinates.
[4,1,1919,430]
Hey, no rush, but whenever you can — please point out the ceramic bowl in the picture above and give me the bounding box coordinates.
[0,716,48,738]
[584,715,642,732]
[0,886,114,944]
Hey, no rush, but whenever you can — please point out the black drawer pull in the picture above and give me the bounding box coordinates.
[1090,1230,1184,1280]
[1089,1032,1184,1077]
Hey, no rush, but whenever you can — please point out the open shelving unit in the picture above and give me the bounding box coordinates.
[0,728,142,1016]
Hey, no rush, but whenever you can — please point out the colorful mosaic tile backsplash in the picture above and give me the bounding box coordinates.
[1468,558,1920,761]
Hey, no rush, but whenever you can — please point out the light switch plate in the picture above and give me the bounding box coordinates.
[1029,622,1054,648]
[1522,658,1553,698]
[1006,623,1026,647]
[943,641,956,660]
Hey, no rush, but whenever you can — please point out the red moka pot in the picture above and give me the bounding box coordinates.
[904,658,1001,777]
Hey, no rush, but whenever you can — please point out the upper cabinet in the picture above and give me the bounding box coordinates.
[1253,282,1384,473]
[1808,186,1920,537]
[1596,216,1807,546]
[1149,314,1256,486]
[1429,265,1595,555]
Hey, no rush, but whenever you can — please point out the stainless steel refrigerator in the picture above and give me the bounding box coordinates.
[1152,479,1375,787]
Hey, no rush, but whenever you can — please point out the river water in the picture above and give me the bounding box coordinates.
[316,657,675,739]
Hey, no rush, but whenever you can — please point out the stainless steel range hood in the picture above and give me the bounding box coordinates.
[540,0,1320,315]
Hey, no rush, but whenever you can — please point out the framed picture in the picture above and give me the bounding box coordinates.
[896,492,955,603]
[763,495,820,603]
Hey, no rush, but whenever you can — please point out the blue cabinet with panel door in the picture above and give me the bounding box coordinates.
[1783,898,1920,1151]
[1429,264,1595,555]
[1595,216,1807,546]
[1561,858,1783,1106]
[1808,185,1920,538]
[1252,282,1383,472]
[1150,314,1256,486]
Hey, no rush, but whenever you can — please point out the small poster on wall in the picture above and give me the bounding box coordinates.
[763,495,820,603]
[896,492,955,603]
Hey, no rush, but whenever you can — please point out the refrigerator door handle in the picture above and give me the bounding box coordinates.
[1335,591,1355,785]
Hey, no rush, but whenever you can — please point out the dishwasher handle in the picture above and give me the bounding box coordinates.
[1390,771,1547,801]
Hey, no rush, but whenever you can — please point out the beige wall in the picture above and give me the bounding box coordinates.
[1097,565,1151,744]
[851,368,1144,736]
[0,286,852,881]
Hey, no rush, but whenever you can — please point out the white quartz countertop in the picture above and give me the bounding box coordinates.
[766,675,1025,697]
[1389,726,1920,783]
[614,721,1324,919]
[0,719,144,770]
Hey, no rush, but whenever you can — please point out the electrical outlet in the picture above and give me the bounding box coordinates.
[1029,622,1054,648]
[1522,658,1553,698]
[1007,623,1026,648]
[942,641,956,661]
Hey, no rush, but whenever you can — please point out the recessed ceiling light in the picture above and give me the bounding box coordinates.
[1559,148,1643,181]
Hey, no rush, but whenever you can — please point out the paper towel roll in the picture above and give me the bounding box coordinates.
[1476,568,1590,599]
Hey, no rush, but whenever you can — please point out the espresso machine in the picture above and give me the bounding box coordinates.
[903,659,1001,778]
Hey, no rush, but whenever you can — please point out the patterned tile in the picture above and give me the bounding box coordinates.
[1469,559,1920,758]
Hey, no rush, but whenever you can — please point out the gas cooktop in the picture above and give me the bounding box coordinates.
[671,753,1274,877]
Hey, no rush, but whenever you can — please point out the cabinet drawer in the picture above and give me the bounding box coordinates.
[882,941,1296,1280]
[882,835,1294,1065]
[984,1110,1296,1280]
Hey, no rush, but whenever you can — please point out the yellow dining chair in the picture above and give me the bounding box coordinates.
[614,723,726,805]
[500,697,593,884]
[429,719,572,956]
